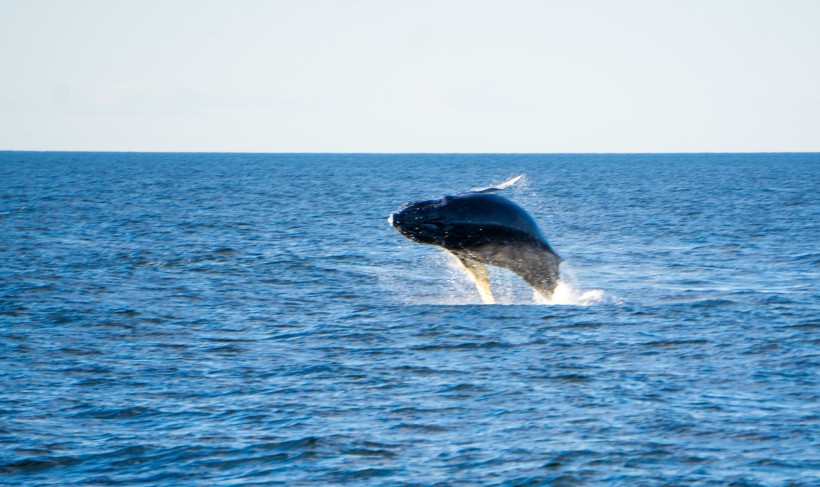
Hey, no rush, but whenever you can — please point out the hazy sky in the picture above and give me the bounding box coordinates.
[2,0,819,152]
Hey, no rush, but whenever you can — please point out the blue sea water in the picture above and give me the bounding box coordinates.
[1,152,818,486]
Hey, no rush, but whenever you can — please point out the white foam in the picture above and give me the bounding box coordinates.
[533,280,605,306]
[532,264,607,306]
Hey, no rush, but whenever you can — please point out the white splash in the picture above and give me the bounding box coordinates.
[443,252,605,306]
[534,279,605,306]
[532,264,606,306]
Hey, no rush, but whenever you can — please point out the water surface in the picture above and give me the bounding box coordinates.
[1,152,818,485]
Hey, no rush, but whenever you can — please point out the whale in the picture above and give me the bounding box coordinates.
[388,175,562,304]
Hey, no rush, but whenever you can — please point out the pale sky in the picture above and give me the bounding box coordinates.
[2,0,819,152]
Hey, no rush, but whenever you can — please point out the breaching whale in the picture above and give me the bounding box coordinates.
[388,175,562,304]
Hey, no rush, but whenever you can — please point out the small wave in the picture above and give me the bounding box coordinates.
[73,406,158,420]
[0,456,80,474]
[537,374,591,382]
[641,339,710,348]
[689,299,735,308]
[411,341,508,351]
[793,252,820,265]
[344,448,397,459]
[325,468,394,482]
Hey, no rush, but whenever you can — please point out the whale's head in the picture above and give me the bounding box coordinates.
[389,192,545,250]
[389,197,453,246]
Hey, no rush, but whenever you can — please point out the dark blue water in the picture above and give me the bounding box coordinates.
[1,152,818,486]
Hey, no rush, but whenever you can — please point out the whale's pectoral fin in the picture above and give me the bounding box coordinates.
[449,252,495,304]
[465,174,524,194]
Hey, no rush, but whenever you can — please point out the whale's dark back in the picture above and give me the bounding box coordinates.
[439,193,542,235]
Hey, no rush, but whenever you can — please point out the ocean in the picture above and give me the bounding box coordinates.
[1,152,818,486]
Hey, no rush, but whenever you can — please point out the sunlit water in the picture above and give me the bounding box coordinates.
[1,152,818,485]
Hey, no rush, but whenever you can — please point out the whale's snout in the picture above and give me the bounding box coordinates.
[388,200,447,245]
[388,206,412,229]
[389,201,428,227]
